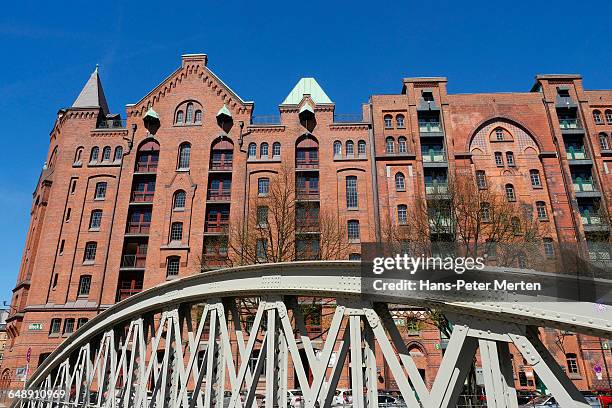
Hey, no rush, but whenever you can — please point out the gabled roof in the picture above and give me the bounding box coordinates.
[72,66,109,114]
[282,78,333,105]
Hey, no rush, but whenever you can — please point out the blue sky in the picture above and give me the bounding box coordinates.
[0,0,610,301]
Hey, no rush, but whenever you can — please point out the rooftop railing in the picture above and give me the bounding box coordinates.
[333,113,365,123]
[251,115,281,125]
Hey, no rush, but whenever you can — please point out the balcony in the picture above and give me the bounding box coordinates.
[296,220,320,233]
[418,121,443,135]
[207,190,231,202]
[205,223,229,234]
[120,254,147,269]
[422,149,447,167]
[296,189,320,201]
[296,159,319,170]
[425,182,449,196]
[565,145,592,166]
[559,118,584,134]
[210,160,233,171]
[202,255,230,269]
[126,222,150,235]
[96,119,126,129]
[135,162,158,173]
[116,288,142,302]
[130,191,154,203]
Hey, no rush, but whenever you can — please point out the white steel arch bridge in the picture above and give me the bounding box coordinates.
[13,261,612,408]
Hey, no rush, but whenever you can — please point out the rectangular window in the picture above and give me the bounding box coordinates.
[70,179,77,194]
[256,239,267,261]
[258,178,270,196]
[89,210,102,229]
[476,171,487,189]
[49,318,61,334]
[494,152,503,166]
[77,318,88,329]
[506,152,515,166]
[63,318,75,335]
[84,242,97,262]
[257,206,269,226]
[95,182,107,200]
[397,205,408,224]
[346,176,358,209]
[530,170,541,187]
[544,239,555,258]
[78,275,91,296]
[167,257,180,277]
[536,202,548,220]
[347,220,360,240]
[170,223,183,241]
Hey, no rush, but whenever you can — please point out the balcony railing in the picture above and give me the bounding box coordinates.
[131,191,155,203]
[581,212,603,226]
[202,255,229,268]
[207,190,231,201]
[205,223,229,233]
[422,149,446,162]
[296,220,320,232]
[425,183,449,195]
[333,113,364,123]
[559,118,582,130]
[296,190,320,200]
[116,288,142,302]
[251,115,281,125]
[296,160,319,169]
[120,254,147,268]
[210,161,233,171]
[419,121,442,133]
[96,119,126,129]
[135,162,158,173]
[565,146,587,160]
[572,178,596,192]
[126,222,151,235]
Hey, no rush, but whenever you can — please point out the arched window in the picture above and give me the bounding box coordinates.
[566,353,579,374]
[385,137,395,154]
[114,146,123,161]
[397,205,408,224]
[260,142,269,157]
[166,256,180,277]
[530,170,541,187]
[194,110,202,124]
[135,140,160,172]
[536,201,548,220]
[505,184,516,201]
[346,140,354,156]
[505,151,515,166]
[74,147,83,164]
[398,137,407,153]
[396,114,405,128]
[333,141,342,156]
[384,115,393,129]
[102,146,111,161]
[600,133,609,150]
[606,110,612,124]
[186,103,194,123]
[90,147,99,162]
[177,143,191,169]
[173,190,186,210]
[593,110,603,124]
[357,140,366,156]
[170,222,183,242]
[176,110,184,124]
[248,143,257,158]
[395,172,406,191]
[495,128,504,141]
[272,142,281,157]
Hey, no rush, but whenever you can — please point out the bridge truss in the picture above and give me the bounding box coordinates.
[14,261,612,407]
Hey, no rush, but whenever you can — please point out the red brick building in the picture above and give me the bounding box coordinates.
[3,54,612,391]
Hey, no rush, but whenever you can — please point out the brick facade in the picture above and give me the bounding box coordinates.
[3,54,612,392]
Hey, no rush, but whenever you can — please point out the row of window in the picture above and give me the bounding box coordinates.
[384,114,406,129]
[175,102,202,125]
[256,175,359,208]
[74,146,123,165]
[333,140,367,157]
[248,142,281,158]
[494,151,516,167]
[385,136,408,154]
[49,317,88,336]
[593,110,612,125]
[475,169,542,190]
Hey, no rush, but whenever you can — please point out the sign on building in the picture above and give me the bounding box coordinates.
[28,323,43,331]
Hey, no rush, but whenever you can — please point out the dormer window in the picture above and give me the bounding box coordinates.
[495,129,504,141]
[175,101,203,125]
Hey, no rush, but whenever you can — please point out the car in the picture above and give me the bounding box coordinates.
[332,389,353,406]
[378,393,407,407]
[287,389,304,408]
[519,394,601,407]
[516,391,542,405]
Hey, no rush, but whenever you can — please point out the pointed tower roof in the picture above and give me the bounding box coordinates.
[72,65,109,114]
[282,78,333,105]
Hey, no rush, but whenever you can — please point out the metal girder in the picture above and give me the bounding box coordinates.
[14,261,612,408]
